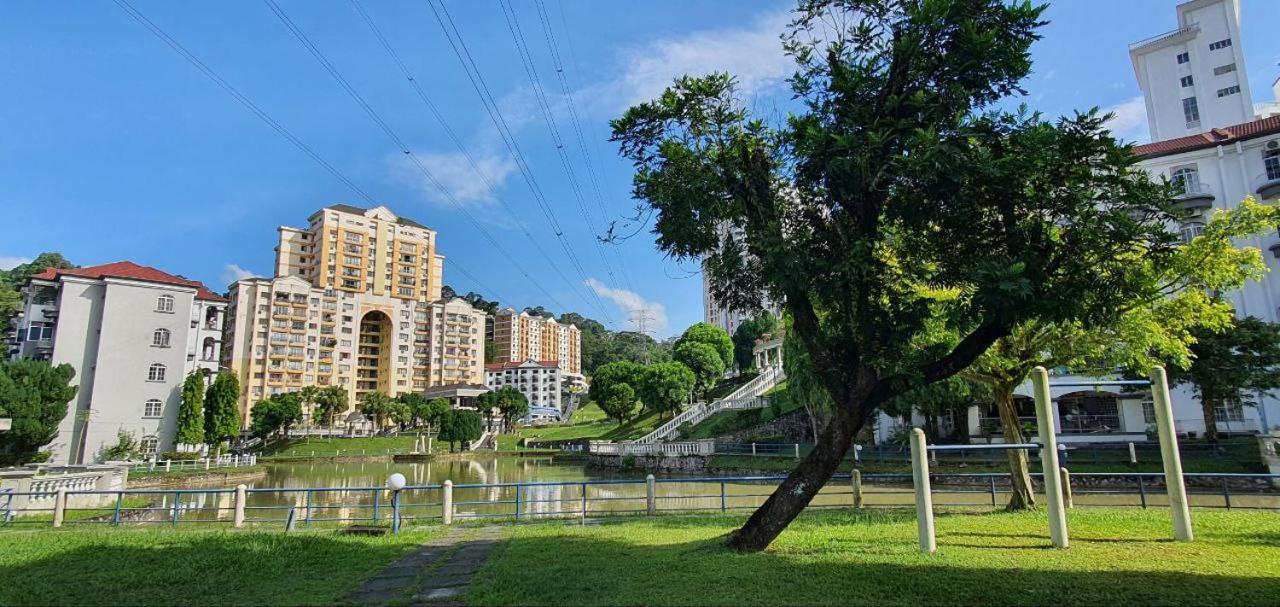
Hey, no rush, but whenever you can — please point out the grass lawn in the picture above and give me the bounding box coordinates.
[0,527,430,606]
[470,508,1280,606]
[260,435,418,458]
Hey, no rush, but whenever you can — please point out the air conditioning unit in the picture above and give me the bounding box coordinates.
[1267,140,1280,151]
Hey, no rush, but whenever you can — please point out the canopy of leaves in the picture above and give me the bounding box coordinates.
[1167,316,1280,438]
[733,312,778,371]
[675,340,726,399]
[0,252,75,329]
[0,359,77,460]
[640,362,697,415]
[313,385,349,427]
[203,371,241,447]
[177,371,206,446]
[359,392,396,427]
[676,323,733,369]
[598,382,638,423]
[249,392,302,439]
[438,409,484,448]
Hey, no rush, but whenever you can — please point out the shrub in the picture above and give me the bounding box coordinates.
[160,451,202,461]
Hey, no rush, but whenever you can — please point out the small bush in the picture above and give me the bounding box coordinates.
[160,451,202,461]
[621,455,637,469]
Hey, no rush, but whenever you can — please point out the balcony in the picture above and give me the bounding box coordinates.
[1256,171,1280,201]
[1128,23,1198,52]
[1172,181,1214,214]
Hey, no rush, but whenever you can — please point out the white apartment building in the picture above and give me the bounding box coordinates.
[491,308,581,377]
[702,222,781,336]
[1128,0,1255,142]
[8,262,226,463]
[485,360,563,418]
[224,204,484,424]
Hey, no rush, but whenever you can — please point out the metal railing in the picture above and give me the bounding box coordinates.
[635,365,785,444]
[4,471,1278,530]
[1128,23,1199,51]
[125,454,257,474]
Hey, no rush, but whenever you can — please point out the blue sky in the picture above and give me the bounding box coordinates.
[2,0,1279,338]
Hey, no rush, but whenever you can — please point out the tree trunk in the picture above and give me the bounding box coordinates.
[1201,397,1220,444]
[994,384,1036,510]
[725,395,872,552]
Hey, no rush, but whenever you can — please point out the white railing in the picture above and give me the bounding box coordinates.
[587,440,715,457]
[635,364,785,444]
[125,454,257,475]
[469,430,496,451]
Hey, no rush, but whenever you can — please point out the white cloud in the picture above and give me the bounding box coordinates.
[1102,95,1149,143]
[580,10,794,112]
[0,256,31,271]
[393,149,518,208]
[221,263,256,286]
[585,278,668,335]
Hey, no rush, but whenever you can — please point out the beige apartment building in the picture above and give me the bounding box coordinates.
[223,204,484,424]
[491,308,581,377]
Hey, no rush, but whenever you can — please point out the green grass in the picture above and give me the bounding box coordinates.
[260,436,418,458]
[470,508,1280,606]
[13,497,154,524]
[0,527,431,606]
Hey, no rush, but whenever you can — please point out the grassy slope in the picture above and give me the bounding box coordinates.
[0,527,430,606]
[471,508,1280,606]
[261,436,417,458]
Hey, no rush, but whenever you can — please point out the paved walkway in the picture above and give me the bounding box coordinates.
[344,526,503,606]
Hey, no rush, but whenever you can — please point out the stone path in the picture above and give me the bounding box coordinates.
[344,526,503,607]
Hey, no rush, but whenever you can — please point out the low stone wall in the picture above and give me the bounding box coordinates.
[587,454,708,473]
[128,469,268,489]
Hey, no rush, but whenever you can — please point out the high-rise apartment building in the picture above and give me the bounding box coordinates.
[8,261,226,463]
[702,222,781,336]
[1129,0,1254,141]
[223,204,484,423]
[490,308,581,377]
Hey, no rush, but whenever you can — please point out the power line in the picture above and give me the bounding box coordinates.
[345,0,606,323]
[110,0,510,305]
[260,0,586,318]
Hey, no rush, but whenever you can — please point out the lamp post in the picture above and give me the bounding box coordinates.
[386,473,406,534]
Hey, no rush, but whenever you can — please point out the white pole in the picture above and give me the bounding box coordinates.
[165,460,171,473]
[646,474,656,514]
[52,488,68,528]
[910,428,935,554]
[442,480,454,525]
[234,484,246,528]
[1129,442,1137,464]
[1031,366,1069,549]
[851,469,863,509]
[1150,366,1193,541]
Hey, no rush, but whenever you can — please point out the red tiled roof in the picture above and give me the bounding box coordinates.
[30,261,228,302]
[485,360,560,371]
[1133,115,1280,159]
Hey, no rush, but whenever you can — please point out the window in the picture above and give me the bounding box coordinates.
[1179,75,1194,87]
[1182,96,1200,127]
[156,294,174,313]
[1179,221,1205,244]
[1217,85,1241,98]
[1176,52,1189,64]
[140,436,159,455]
[1208,38,1232,51]
[152,328,171,348]
[26,322,53,342]
[1213,63,1236,75]
[143,399,163,418]
[1265,147,1280,181]
[1215,400,1245,423]
[147,363,166,382]
[1171,166,1201,193]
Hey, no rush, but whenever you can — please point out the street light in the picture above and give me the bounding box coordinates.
[386,473,406,534]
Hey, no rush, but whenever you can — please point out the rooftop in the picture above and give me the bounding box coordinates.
[486,360,560,371]
[30,261,227,302]
[1132,115,1280,160]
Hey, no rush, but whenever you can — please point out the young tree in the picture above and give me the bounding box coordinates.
[966,198,1278,508]
[733,312,778,371]
[359,392,395,428]
[599,383,638,424]
[298,385,321,428]
[102,430,141,461]
[177,371,206,448]
[398,393,429,427]
[314,385,349,427]
[674,341,727,400]
[639,362,697,419]
[437,409,484,451]
[589,361,646,422]
[1168,316,1280,443]
[0,359,77,463]
[495,386,529,430]
[676,323,733,370]
[203,371,240,452]
[424,398,452,432]
[612,0,1179,551]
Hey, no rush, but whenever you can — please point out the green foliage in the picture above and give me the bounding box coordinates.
[1167,316,1280,440]
[493,386,529,430]
[359,392,396,427]
[313,385,349,427]
[589,361,646,405]
[160,450,201,461]
[425,398,451,429]
[674,340,726,399]
[676,323,733,369]
[102,430,140,461]
[598,382,638,424]
[249,392,303,439]
[203,371,240,449]
[733,312,778,371]
[0,359,77,461]
[639,361,696,417]
[177,371,206,446]
[568,311,673,374]
[437,409,484,451]
[396,392,428,426]
[0,252,75,330]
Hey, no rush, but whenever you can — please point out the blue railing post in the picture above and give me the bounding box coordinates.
[580,482,588,519]
[304,489,313,526]
[392,490,401,534]
[514,484,521,520]
[720,481,727,512]
[113,492,123,526]
[1137,476,1147,508]
[989,476,998,507]
[372,491,381,523]
[171,491,182,527]
[1222,478,1231,510]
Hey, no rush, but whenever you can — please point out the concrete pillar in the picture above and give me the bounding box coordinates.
[234,484,246,528]
[1129,442,1137,464]
[910,428,935,554]
[1150,366,1194,541]
[165,460,171,473]
[442,480,454,525]
[851,469,863,509]
[1031,366,1069,549]
[646,474,656,514]
[204,458,211,471]
[52,488,67,528]
[1060,468,1073,509]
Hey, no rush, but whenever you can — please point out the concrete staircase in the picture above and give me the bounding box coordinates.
[634,364,785,444]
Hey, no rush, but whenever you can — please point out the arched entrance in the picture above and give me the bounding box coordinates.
[357,310,392,399]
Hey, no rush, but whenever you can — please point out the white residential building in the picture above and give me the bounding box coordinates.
[1128,0,1254,142]
[8,261,226,463]
[485,360,563,419]
[491,308,582,378]
[702,222,781,336]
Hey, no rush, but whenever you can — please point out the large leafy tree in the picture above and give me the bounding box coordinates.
[494,386,529,430]
[733,312,778,371]
[298,385,321,427]
[0,359,77,463]
[639,362,697,419]
[676,323,733,369]
[1168,316,1280,443]
[248,393,302,439]
[437,409,484,452]
[966,198,1278,508]
[674,340,726,400]
[397,393,429,427]
[177,371,206,448]
[359,392,396,428]
[424,398,452,432]
[203,371,241,451]
[599,383,638,424]
[612,0,1178,551]
[314,385,349,427]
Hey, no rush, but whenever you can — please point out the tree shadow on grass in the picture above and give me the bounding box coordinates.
[0,531,419,607]
[469,532,1280,606]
